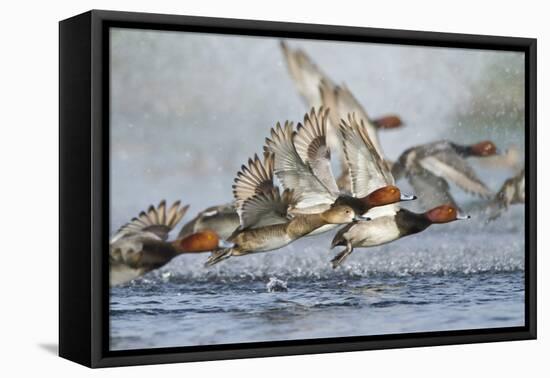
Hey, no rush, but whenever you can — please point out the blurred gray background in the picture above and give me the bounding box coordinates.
[110,28,524,231]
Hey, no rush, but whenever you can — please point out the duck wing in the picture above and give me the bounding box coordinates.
[177,203,237,239]
[265,120,338,213]
[233,153,276,203]
[239,188,296,230]
[320,82,384,158]
[339,114,395,199]
[293,107,339,195]
[110,200,189,263]
[233,153,292,230]
[407,164,458,209]
[111,200,189,243]
[280,41,332,108]
[419,150,493,198]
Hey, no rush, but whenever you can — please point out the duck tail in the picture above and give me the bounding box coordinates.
[204,248,234,267]
[331,244,354,269]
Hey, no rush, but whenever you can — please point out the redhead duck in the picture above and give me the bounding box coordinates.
[331,204,470,267]
[391,140,498,209]
[329,115,471,267]
[178,202,239,240]
[280,41,404,185]
[110,200,233,286]
[204,153,365,266]
[263,108,414,237]
[488,168,525,220]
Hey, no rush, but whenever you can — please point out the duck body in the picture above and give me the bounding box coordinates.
[110,201,232,286]
[332,209,431,251]
[331,205,469,268]
[228,213,328,256]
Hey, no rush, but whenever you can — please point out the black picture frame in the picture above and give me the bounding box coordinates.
[59,9,537,368]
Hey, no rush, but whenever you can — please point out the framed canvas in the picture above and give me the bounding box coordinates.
[59,10,537,368]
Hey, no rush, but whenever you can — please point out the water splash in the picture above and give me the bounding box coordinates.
[266,277,288,292]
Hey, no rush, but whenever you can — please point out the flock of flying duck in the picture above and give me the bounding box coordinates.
[109,42,526,286]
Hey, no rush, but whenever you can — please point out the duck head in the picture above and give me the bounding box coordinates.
[425,204,471,224]
[372,115,403,129]
[321,205,369,224]
[470,141,498,157]
[365,185,417,208]
[174,230,235,253]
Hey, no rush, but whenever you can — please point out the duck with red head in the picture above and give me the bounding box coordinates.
[109,200,233,286]
[204,152,366,267]
[331,204,470,268]
[263,109,415,239]
[334,185,416,216]
[391,139,500,210]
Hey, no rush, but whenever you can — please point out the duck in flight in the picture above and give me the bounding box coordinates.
[330,115,471,268]
[264,107,415,237]
[110,200,233,286]
[391,140,499,210]
[317,71,501,209]
[205,152,366,266]
[183,108,412,245]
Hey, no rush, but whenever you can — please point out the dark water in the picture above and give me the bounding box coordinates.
[110,208,525,350]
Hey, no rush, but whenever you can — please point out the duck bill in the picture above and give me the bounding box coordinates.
[217,239,235,249]
[353,215,371,222]
[400,192,417,201]
[456,212,471,220]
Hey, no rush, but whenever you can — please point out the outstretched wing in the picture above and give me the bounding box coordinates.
[320,82,384,158]
[419,150,493,198]
[111,200,189,243]
[293,107,339,194]
[339,114,395,199]
[233,153,276,204]
[232,153,291,229]
[407,164,458,210]
[280,41,333,108]
[264,120,337,212]
[239,188,296,230]
[177,202,238,239]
